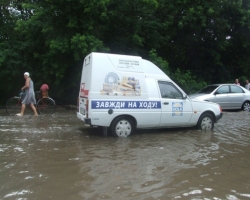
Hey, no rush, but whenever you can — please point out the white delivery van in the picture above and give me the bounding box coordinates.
[77,52,223,137]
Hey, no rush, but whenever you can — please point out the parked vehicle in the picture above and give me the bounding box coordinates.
[189,84,250,111]
[77,52,223,137]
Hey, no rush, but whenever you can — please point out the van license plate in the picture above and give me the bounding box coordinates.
[80,107,85,115]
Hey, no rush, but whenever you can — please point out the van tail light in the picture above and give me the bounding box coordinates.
[86,99,89,118]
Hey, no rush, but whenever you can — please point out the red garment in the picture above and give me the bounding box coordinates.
[40,84,49,92]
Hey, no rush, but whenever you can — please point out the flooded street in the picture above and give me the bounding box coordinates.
[0,109,250,200]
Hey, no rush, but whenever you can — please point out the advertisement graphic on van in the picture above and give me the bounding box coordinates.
[172,102,183,116]
[101,72,141,96]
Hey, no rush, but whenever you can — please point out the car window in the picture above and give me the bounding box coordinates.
[216,86,229,94]
[158,81,183,99]
[230,85,244,93]
[198,85,218,93]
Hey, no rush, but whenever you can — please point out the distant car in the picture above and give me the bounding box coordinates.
[189,84,250,111]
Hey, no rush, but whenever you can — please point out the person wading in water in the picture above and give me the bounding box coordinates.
[16,72,38,116]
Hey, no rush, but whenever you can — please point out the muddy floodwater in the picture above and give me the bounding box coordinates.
[0,108,250,200]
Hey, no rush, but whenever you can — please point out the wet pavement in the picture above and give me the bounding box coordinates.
[0,108,250,200]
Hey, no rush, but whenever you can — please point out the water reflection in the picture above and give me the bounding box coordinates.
[0,109,250,199]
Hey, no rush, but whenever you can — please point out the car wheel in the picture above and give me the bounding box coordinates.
[197,113,214,130]
[242,101,250,111]
[111,116,134,137]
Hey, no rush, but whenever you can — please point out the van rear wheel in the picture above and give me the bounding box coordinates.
[111,116,134,137]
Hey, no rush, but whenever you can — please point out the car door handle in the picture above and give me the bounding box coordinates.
[163,102,169,105]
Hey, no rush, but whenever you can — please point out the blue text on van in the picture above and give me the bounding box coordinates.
[91,101,161,109]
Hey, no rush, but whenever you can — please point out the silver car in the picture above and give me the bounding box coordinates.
[189,84,250,111]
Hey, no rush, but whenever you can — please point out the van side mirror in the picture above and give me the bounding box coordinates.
[183,94,187,99]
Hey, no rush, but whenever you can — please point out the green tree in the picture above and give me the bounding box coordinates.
[1,0,110,104]
[153,0,250,83]
[1,0,250,105]
[0,0,27,103]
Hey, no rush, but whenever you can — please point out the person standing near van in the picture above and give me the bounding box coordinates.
[245,80,250,90]
[235,79,240,85]
[16,72,38,116]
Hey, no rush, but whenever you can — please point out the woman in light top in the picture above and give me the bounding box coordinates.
[16,72,38,116]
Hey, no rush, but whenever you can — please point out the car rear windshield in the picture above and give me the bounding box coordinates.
[198,85,218,94]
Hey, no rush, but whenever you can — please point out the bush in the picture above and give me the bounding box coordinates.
[171,68,207,94]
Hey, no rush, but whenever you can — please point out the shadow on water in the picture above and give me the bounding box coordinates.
[77,122,201,138]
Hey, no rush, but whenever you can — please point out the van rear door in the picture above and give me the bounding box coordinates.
[78,54,92,122]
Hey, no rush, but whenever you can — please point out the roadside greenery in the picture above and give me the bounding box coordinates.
[1,0,250,105]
